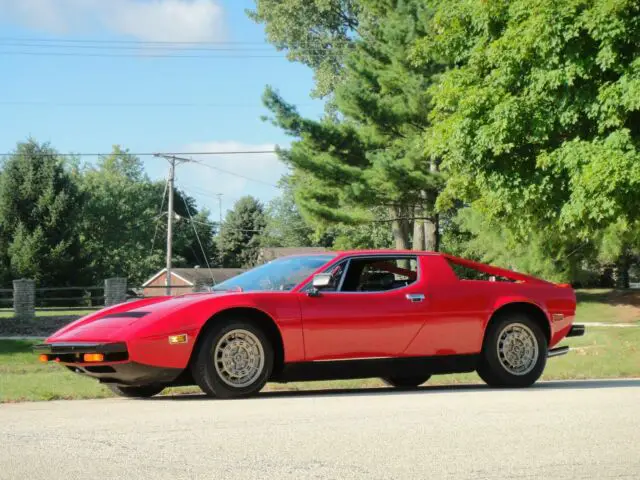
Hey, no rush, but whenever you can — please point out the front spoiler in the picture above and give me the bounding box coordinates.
[34,342,128,355]
[34,342,182,387]
[65,362,183,386]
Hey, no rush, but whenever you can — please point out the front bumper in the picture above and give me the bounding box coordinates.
[34,342,182,386]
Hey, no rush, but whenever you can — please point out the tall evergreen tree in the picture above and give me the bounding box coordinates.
[249,0,360,97]
[0,140,86,285]
[218,196,266,267]
[261,0,444,250]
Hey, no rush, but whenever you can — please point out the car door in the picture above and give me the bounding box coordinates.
[297,255,429,361]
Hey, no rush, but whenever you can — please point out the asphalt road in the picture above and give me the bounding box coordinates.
[1,379,639,480]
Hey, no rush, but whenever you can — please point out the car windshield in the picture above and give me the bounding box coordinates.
[211,254,336,292]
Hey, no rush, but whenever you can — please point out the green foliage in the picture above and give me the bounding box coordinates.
[404,0,640,282]
[262,177,316,248]
[218,196,267,268]
[0,140,85,285]
[248,0,360,97]
[414,0,640,239]
[78,146,217,284]
[262,0,444,249]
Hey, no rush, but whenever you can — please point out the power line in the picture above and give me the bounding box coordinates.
[150,178,169,254]
[179,192,215,284]
[0,50,291,59]
[189,158,280,188]
[0,36,353,47]
[0,42,334,53]
[0,150,277,157]
[0,101,312,108]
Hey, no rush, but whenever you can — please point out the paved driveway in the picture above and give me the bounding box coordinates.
[1,379,639,479]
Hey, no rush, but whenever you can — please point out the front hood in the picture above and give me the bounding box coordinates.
[46,292,239,343]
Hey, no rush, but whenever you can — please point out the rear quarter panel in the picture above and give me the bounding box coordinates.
[403,256,576,355]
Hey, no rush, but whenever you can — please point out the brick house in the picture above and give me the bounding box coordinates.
[142,267,246,297]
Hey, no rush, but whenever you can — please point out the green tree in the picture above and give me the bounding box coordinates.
[218,196,266,267]
[261,0,444,250]
[0,140,86,285]
[413,0,640,282]
[79,146,217,285]
[262,177,315,248]
[249,0,360,97]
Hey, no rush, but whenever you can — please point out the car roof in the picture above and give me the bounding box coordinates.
[334,249,439,257]
[275,250,439,259]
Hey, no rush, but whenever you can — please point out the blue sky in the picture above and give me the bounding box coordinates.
[0,0,324,216]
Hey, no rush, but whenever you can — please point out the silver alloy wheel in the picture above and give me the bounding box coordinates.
[496,323,539,376]
[214,329,265,388]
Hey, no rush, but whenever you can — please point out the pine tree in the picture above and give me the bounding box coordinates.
[0,140,86,285]
[218,196,266,268]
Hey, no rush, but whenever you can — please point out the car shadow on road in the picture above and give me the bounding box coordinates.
[152,378,640,402]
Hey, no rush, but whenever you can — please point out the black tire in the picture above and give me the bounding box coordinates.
[477,312,548,388]
[191,318,274,399]
[107,383,165,398]
[382,375,431,389]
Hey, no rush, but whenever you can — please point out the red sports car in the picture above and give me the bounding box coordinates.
[35,251,584,399]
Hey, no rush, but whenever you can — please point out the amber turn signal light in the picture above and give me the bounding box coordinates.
[38,354,49,363]
[168,334,188,344]
[83,353,105,363]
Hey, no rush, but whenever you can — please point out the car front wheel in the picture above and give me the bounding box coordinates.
[191,319,273,399]
[107,383,165,398]
[477,312,548,388]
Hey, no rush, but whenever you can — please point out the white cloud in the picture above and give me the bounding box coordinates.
[172,141,288,214]
[0,0,225,42]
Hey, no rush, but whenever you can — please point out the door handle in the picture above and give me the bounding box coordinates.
[406,293,425,303]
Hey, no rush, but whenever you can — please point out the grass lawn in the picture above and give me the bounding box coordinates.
[575,289,640,324]
[2,326,638,402]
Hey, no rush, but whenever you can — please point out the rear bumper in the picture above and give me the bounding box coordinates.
[34,342,182,386]
[547,324,585,358]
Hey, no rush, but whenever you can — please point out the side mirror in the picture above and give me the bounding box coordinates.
[312,273,333,289]
[308,273,333,297]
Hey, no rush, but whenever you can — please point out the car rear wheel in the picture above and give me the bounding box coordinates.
[107,384,165,398]
[382,375,431,389]
[477,312,548,388]
[191,319,273,399]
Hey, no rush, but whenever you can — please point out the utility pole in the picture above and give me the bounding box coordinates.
[154,154,192,295]
[216,193,223,228]
[166,156,176,296]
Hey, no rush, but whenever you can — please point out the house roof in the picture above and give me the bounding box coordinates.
[258,247,328,263]
[142,267,246,287]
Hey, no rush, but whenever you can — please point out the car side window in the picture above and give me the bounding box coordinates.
[340,257,418,292]
[299,259,348,293]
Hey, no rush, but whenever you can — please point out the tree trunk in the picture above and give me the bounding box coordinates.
[424,214,439,251]
[412,205,425,250]
[390,206,410,250]
[614,255,631,289]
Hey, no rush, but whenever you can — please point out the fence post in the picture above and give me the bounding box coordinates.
[13,279,35,320]
[104,277,127,306]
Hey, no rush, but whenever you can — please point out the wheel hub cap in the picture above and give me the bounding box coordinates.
[214,329,265,388]
[496,323,539,376]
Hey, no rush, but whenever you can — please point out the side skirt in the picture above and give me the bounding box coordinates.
[272,354,479,383]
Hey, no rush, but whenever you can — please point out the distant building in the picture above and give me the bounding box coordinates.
[142,267,246,297]
[256,247,328,265]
